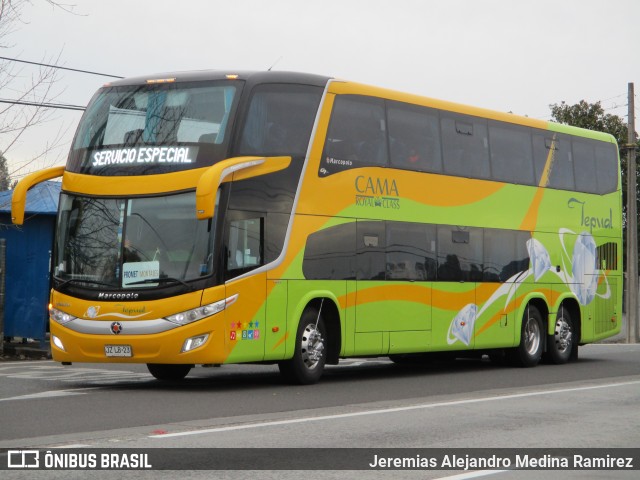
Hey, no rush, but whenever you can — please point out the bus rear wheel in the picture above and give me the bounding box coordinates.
[278,308,326,385]
[147,363,192,381]
[508,305,544,367]
[544,307,575,364]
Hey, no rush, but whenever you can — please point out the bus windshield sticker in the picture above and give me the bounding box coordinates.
[122,261,160,288]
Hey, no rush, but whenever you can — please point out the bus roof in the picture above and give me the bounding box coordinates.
[105,70,332,89]
[104,70,617,146]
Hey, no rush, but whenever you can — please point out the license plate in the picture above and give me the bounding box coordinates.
[104,345,133,357]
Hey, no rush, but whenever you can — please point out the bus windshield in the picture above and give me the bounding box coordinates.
[54,192,215,290]
[67,81,240,175]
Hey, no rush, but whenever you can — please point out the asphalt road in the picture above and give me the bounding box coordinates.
[0,344,639,479]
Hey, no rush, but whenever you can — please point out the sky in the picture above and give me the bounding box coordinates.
[2,0,639,180]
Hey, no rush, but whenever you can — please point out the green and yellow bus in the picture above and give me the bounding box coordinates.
[12,71,622,384]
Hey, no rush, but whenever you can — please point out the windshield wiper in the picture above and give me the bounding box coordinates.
[126,277,194,290]
[56,278,119,290]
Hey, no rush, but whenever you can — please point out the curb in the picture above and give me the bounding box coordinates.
[0,342,52,361]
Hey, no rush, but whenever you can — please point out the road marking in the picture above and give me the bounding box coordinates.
[149,379,640,438]
[0,388,98,402]
[53,444,93,448]
[591,343,637,346]
[0,360,52,366]
[0,364,150,382]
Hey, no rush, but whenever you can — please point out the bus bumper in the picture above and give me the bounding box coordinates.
[49,315,228,365]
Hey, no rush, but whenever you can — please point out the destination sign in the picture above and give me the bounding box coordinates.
[92,147,196,167]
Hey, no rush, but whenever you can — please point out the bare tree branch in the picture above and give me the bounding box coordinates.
[0,1,78,188]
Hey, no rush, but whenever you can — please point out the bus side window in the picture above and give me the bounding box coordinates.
[572,139,599,194]
[386,221,436,281]
[594,142,618,194]
[440,113,490,180]
[302,222,357,280]
[238,84,323,157]
[226,216,263,275]
[437,226,483,282]
[488,121,534,185]
[387,101,442,174]
[483,229,530,282]
[357,221,386,281]
[533,133,575,191]
[573,138,618,195]
[320,95,388,176]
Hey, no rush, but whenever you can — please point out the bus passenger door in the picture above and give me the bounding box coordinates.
[353,220,432,355]
[353,221,388,355]
[223,211,267,363]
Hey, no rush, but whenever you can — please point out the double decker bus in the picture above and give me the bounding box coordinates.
[12,71,622,384]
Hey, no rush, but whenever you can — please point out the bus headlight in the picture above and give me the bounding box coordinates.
[165,294,237,326]
[50,307,76,325]
[182,334,209,353]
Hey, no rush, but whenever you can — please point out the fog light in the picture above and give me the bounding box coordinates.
[182,334,209,353]
[52,335,65,351]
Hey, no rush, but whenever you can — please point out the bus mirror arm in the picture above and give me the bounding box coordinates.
[195,156,291,220]
[11,166,65,225]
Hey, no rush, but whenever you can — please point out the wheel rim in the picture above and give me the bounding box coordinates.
[524,314,541,355]
[301,323,325,370]
[554,316,572,353]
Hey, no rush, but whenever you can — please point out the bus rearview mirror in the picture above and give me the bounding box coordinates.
[195,156,291,220]
[11,166,65,225]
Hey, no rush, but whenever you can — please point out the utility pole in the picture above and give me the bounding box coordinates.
[0,239,5,356]
[626,82,638,343]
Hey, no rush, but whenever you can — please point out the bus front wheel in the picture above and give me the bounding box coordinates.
[278,308,327,385]
[147,363,192,381]
[508,305,544,367]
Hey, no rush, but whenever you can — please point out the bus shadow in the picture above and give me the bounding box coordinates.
[65,354,610,394]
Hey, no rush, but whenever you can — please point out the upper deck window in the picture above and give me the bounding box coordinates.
[387,101,442,173]
[318,94,618,195]
[68,81,241,175]
[237,84,323,158]
[440,112,491,180]
[320,95,388,176]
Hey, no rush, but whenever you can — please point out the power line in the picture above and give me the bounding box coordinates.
[0,98,85,111]
[602,103,628,113]
[0,55,124,79]
[599,92,627,103]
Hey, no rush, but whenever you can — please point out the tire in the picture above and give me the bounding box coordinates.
[278,308,327,385]
[544,306,575,364]
[508,305,544,367]
[147,363,192,381]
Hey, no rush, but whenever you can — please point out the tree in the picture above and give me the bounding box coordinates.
[550,100,629,145]
[549,99,639,270]
[549,99,638,212]
[0,1,71,182]
[0,151,10,190]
